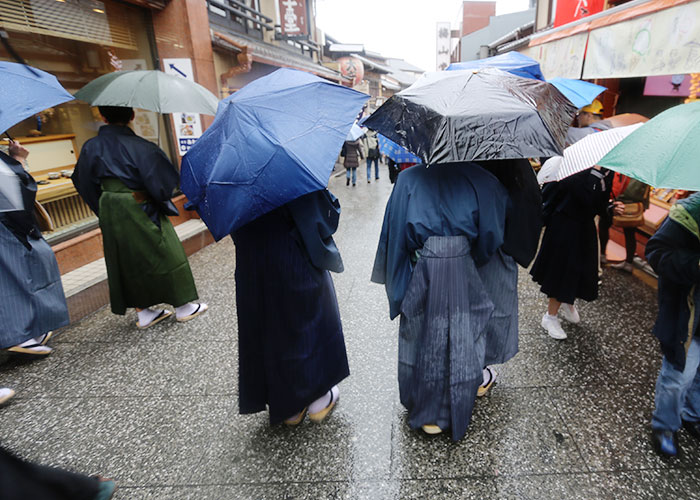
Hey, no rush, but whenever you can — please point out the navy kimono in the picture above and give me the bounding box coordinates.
[0,151,68,348]
[371,162,507,440]
[231,189,349,424]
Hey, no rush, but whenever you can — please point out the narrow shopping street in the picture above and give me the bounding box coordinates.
[1,170,698,499]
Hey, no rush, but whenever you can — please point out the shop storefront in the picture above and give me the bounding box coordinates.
[0,0,169,243]
[524,0,700,263]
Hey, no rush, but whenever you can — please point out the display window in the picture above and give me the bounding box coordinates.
[0,0,169,240]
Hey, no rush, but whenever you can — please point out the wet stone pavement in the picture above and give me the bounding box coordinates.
[2,165,700,499]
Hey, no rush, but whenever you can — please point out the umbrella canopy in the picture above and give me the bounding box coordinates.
[547,78,606,109]
[0,62,74,134]
[180,68,368,240]
[0,157,23,212]
[447,52,545,80]
[545,123,644,182]
[346,123,365,141]
[377,134,421,163]
[598,101,700,190]
[362,68,577,165]
[74,70,219,115]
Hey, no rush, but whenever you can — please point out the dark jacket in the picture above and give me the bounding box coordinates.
[646,193,700,371]
[343,139,363,169]
[72,125,179,225]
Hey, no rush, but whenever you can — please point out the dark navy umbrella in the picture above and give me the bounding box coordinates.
[0,62,74,134]
[181,68,368,240]
[363,68,577,165]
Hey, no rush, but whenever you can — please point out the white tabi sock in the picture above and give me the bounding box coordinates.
[175,303,199,319]
[309,386,339,414]
[137,308,161,326]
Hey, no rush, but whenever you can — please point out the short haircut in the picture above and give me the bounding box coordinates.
[98,106,134,124]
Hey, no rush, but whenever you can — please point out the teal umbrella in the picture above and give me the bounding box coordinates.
[598,101,700,190]
[74,70,218,115]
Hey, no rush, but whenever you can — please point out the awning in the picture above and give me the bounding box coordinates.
[527,0,700,79]
[522,32,588,79]
[529,0,693,47]
[583,0,700,78]
[213,31,346,83]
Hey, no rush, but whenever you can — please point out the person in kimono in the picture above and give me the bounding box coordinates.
[231,188,349,426]
[72,106,207,328]
[371,162,507,440]
[645,192,700,457]
[1,140,65,356]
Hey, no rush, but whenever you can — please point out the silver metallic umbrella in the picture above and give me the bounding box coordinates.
[74,70,219,115]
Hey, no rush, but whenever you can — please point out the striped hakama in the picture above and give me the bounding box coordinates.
[0,222,68,349]
[398,236,494,441]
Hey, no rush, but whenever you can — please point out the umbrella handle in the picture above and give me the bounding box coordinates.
[4,132,13,142]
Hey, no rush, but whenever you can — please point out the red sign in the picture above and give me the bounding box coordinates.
[278,0,308,37]
[553,0,605,27]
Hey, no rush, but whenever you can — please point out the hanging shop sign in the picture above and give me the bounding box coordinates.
[583,1,700,79]
[162,57,203,156]
[278,0,308,38]
[525,32,588,79]
[337,56,364,87]
[554,0,605,28]
[436,22,451,71]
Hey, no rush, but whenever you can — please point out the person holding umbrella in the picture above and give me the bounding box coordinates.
[0,140,66,355]
[71,106,207,328]
[180,68,368,426]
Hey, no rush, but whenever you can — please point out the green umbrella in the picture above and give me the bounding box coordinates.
[598,101,700,190]
[74,70,218,115]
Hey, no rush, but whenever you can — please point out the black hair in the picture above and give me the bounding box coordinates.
[98,106,134,124]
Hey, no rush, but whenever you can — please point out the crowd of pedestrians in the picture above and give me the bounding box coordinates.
[2,71,700,500]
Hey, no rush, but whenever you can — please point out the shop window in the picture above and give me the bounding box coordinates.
[0,0,168,240]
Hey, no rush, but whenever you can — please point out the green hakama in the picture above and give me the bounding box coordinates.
[100,179,198,314]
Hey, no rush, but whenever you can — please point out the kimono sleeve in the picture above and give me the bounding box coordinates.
[71,143,102,215]
[288,189,344,273]
[471,169,507,267]
[139,146,180,203]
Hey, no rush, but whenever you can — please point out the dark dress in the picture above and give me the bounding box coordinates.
[231,189,349,424]
[72,125,198,314]
[0,151,68,348]
[530,168,612,304]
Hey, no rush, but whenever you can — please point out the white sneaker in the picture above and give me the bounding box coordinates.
[541,314,567,340]
[559,304,580,324]
[611,261,633,273]
[0,388,15,405]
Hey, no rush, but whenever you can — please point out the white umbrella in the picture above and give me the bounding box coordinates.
[0,157,23,212]
[548,123,644,182]
[345,123,365,141]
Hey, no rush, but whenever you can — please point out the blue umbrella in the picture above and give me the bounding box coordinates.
[547,78,606,109]
[181,68,368,240]
[447,52,545,81]
[446,54,606,108]
[377,134,421,164]
[0,62,74,134]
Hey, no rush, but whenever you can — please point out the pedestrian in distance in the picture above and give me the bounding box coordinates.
[530,166,623,340]
[72,106,207,329]
[343,138,364,187]
[363,129,381,183]
[0,140,64,356]
[231,189,349,426]
[646,192,700,458]
[372,162,508,440]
